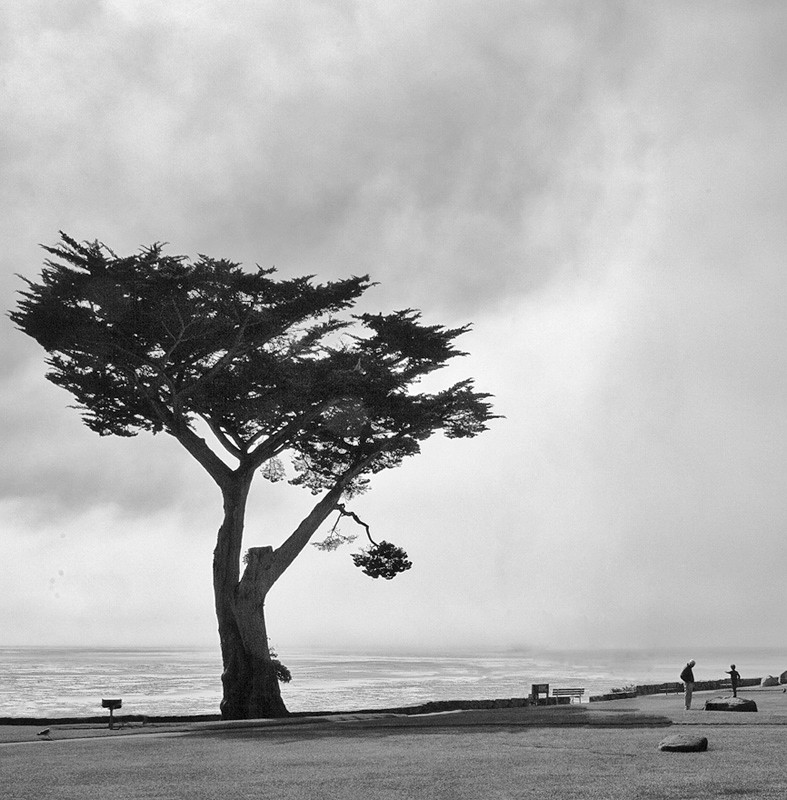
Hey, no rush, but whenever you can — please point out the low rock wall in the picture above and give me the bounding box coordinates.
[390,697,535,714]
[590,676,761,703]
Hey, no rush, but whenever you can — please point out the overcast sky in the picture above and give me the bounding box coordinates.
[2,1,786,655]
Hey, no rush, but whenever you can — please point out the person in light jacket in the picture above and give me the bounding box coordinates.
[680,660,696,710]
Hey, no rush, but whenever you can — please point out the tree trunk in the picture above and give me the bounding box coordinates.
[212,473,288,719]
[234,546,287,717]
[212,471,356,719]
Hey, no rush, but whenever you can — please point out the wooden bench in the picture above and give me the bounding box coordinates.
[552,688,585,703]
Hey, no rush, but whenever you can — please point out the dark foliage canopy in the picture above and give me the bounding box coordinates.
[12,233,497,498]
[351,541,413,580]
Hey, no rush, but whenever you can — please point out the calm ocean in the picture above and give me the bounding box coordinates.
[1,646,784,718]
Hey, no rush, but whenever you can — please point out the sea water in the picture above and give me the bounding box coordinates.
[0,646,784,718]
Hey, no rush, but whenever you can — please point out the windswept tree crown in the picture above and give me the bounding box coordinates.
[12,233,496,492]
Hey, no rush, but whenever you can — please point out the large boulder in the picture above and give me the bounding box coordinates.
[658,734,708,753]
[780,670,787,685]
[704,697,757,712]
[761,676,779,687]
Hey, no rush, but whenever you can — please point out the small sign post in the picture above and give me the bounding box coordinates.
[531,683,549,705]
[101,698,122,729]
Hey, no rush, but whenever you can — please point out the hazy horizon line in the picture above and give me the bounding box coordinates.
[3,643,784,657]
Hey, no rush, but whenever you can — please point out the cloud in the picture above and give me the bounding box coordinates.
[2,1,787,651]
[2,1,657,317]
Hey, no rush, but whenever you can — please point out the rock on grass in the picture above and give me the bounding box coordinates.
[658,734,709,752]
[704,697,758,712]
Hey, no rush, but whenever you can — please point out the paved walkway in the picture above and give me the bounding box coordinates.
[589,685,787,725]
[2,687,786,799]
[2,686,784,745]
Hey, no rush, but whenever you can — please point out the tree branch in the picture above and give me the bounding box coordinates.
[335,503,377,545]
[198,412,244,460]
[245,402,330,469]
[168,420,234,490]
[173,312,253,404]
[258,439,397,589]
[261,464,370,589]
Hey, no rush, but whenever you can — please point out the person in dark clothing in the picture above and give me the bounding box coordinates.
[726,664,741,697]
[680,660,696,710]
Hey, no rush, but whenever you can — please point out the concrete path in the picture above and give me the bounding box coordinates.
[2,687,786,799]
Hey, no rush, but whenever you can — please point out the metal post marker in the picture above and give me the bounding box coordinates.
[101,698,122,729]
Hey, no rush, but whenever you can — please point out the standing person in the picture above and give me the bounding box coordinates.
[680,660,696,710]
[726,664,740,697]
